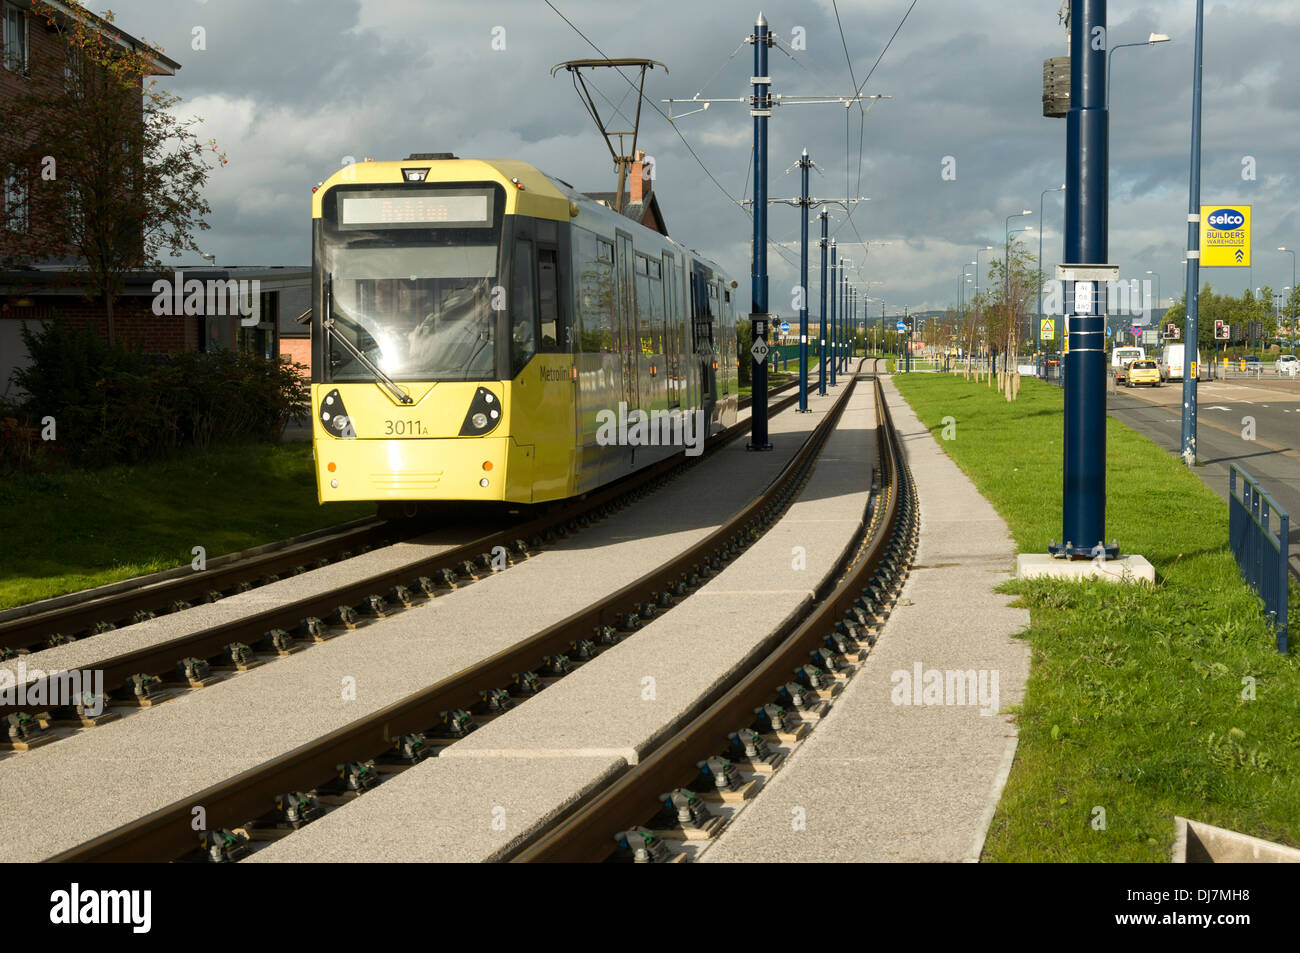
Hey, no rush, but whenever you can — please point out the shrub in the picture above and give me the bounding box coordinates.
[8,319,309,468]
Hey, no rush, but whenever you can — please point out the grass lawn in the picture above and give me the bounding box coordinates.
[0,442,374,610]
[892,371,1300,861]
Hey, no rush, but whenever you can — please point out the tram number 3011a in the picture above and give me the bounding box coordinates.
[384,419,429,436]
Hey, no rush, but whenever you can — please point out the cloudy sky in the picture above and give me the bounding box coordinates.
[107,0,1300,318]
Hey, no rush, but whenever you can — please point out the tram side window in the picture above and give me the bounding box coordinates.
[573,228,614,353]
[537,247,563,351]
[511,238,537,376]
[635,256,653,358]
[577,230,616,353]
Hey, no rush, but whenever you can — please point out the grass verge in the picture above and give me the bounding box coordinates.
[0,442,374,610]
[891,371,1300,861]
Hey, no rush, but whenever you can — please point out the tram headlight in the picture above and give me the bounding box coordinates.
[320,389,356,439]
[459,387,502,436]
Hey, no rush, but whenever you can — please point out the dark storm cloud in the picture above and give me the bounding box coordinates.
[105,0,1300,311]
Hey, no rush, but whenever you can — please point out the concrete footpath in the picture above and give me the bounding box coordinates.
[702,373,1031,863]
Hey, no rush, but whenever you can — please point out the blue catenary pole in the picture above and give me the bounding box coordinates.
[829,240,838,387]
[798,149,810,412]
[748,12,773,450]
[818,210,828,396]
[1057,0,1110,557]
[1180,0,1204,464]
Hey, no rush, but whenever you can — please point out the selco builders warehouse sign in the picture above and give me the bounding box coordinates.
[1199,205,1251,267]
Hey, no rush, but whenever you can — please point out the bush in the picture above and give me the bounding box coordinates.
[8,319,309,468]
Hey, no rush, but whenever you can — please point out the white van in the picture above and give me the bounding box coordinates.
[1112,346,1145,381]
[1159,344,1202,381]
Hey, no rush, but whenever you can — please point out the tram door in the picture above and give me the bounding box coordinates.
[690,269,716,409]
[614,233,638,413]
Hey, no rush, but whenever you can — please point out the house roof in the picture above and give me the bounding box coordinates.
[583,189,669,237]
[20,0,182,74]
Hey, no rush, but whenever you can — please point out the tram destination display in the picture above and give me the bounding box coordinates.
[339,190,492,229]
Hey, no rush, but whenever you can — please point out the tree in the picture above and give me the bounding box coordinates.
[1163,284,1278,351]
[984,237,1042,361]
[0,1,225,343]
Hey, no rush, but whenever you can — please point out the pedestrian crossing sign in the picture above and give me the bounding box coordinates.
[1040,319,1054,341]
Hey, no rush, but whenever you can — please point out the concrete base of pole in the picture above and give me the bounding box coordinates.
[1016,553,1155,584]
[1172,816,1300,863]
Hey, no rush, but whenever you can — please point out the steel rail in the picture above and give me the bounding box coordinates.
[510,365,912,862]
[45,378,835,862]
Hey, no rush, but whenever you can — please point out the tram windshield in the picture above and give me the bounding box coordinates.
[324,242,499,382]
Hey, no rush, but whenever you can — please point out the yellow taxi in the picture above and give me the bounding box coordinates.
[1125,359,1160,387]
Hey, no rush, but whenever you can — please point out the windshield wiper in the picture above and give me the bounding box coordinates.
[323,274,414,405]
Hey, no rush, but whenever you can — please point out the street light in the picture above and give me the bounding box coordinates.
[1107,32,1172,109]
[1279,247,1296,354]
[1145,270,1160,312]
[1039,185,1065,355]
[1005,210,1032,369]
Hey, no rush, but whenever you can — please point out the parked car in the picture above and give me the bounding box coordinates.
[1125,359,1160,387]
[1275,354,1298,374]
[1244,358,1264,372]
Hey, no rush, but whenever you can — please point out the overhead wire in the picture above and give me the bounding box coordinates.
[544,0,801,273]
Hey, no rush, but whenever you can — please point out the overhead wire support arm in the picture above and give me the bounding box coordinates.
[552,57,668,213]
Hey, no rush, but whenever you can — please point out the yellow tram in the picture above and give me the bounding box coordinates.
[310,154,738,511]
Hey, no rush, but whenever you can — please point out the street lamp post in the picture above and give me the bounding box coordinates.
[1279,247,1296,354]
[1180,0,1204,465]
[1040,185,1066,358]
[1107,33,1172,109]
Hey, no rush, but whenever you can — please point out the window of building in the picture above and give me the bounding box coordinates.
[64,44,83,93]
[3,3,28,74]
[3,170,28,232]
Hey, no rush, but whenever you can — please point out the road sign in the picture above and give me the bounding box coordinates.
[1130,325,1142,338]
[1074,281,1095,314]
[780,321,790,333]
[750,339,770,363]
[1199,204,1251,267]
[1040,318,1054,341]
[896,320,907,332]
[1142,329,1158,345]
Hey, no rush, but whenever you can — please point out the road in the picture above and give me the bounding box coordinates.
[1106,377,1300,579]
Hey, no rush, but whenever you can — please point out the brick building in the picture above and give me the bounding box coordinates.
[0,2,310,399]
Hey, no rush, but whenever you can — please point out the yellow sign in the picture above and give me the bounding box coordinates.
[1040,318,1054,341]
[1199,205,1251,267]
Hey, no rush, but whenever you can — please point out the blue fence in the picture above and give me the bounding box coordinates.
[1228,465,1290,653]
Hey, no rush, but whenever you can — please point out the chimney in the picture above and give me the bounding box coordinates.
[630,150,648,205]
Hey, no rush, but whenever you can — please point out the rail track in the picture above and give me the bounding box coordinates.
[35,368,861,862]
[513,367,916,861]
